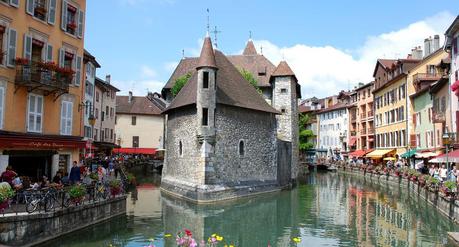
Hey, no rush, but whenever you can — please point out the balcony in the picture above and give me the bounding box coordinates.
[432,111,446,123]
[367,110,373,118]
[15,61,72,98]
[360,113,366,119]
[367,128,374,134]
[351,114,357,123]
[412,73,441,83]
[361,129,367,135]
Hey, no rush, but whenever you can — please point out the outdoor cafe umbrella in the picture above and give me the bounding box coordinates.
[383,157,396,161]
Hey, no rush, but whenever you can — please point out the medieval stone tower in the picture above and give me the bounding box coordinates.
[271,61,299,180]
[196,34,218,185]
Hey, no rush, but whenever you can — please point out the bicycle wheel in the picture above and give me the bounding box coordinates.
[26,199,39,213]
[62,193,70,208]
[44,197,54,212]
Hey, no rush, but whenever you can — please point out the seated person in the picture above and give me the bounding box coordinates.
[11,176,23,191]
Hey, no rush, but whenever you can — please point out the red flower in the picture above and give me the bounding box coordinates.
[184,229,192,237]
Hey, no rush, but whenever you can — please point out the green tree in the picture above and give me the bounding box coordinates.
[171,72,192,96]
[239,68,262,94]
[299,113,315,150]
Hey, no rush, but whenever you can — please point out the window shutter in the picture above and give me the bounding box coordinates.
[46,43,53,62]
[412,114,416,127]
[66,102,73,135]
[23,34,32,60]
[48,0,57,25]
[75,55,82,86]
[77,10,84,38]
[26,0,34,15]
[6,28,17,67]
[9,0,19,7]
[61,0,68,31]
[58,48,64,67]
[60,101,66,134]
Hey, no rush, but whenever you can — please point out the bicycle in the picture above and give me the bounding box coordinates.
[94,181,109,200]
[25,188,57,213]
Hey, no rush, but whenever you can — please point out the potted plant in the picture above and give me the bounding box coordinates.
[0,186,15,211]
[68,184,86,204]
[14,57,30,65]
[67,22,77,30]
[127,173,137,186]
[441,181,457,198]
[89,172,99,181]
[109,180,122,197]
[418,175,430,187]
[426,177,440,192]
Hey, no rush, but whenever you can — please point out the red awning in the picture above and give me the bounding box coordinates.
[0,133,85,149]
[349,150,366,157]
[113,148,156,155]
[430,149,459,163]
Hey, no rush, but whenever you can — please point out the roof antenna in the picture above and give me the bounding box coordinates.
[260,45,263,55]
[249,30,252,40]
[212,26,221,49]
[182,49,185,59]
[206,8,210,34]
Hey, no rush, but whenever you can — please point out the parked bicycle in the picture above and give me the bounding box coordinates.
[25,188,58,213]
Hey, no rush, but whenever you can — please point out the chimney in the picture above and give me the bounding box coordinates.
[105,74,111,84]
[128,91,132,103]
[433,35,440,51]
[424,38,431,58]
[411,47,423,60]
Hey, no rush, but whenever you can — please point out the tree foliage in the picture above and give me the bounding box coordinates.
[171,72,192,96]
[239,68,262,94]
[299,113,315,151]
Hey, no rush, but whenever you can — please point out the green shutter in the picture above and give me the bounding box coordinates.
[46,44,53,62]
[47,0,56,25]
[75,55,82,86]
[77,10,84,38]
[23,34,32,60]
[26,0,34,15]
[6,28,17,67]
[61,0,68,31]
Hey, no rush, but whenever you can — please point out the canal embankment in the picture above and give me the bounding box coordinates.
[0,195,126,247]
[338,168,459,223]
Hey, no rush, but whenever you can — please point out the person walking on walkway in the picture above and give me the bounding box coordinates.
[69,161,81,184]
[440,164,448,182]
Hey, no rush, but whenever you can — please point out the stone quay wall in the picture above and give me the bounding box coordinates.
[339,168,459,224]
[0,196,127,246]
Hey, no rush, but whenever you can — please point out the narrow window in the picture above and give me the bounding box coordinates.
[132,116,136,125]
[281,108,286,113]
[203,71,209,88]
[239,140,245,156]
[281,88,287,93]
[179,140,183,156]
[132,136,139,148]
[202,108,208,126]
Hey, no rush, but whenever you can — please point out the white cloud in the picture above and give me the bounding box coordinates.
[140,65,157,78]
[113,79,164,96]
[252,11,455,99]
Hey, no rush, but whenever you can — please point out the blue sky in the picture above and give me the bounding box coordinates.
[85,0,459,98]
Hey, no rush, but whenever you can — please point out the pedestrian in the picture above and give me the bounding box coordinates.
[434,166,441,180]
[1,166,17,185]
[429,165,435,177]
[69,161,81,184]
[440,164,448,181]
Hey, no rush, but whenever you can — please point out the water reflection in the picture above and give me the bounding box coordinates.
[41,172,459,247]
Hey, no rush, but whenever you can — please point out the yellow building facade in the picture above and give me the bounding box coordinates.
[373,59,420,156]
[0,0,86,180]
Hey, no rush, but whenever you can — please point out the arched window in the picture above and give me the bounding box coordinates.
[238,140,245,156]
[179,140,183,157]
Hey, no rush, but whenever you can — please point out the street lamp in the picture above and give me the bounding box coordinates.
[88,113,96,158]
[442,131,456,170]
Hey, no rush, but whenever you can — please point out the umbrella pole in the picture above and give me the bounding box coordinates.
[446,145,449,171]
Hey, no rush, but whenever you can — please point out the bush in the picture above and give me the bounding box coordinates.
[444,180,457,191]
[171,72,192,96]
[109,179,121,189]
[0,186,15,203]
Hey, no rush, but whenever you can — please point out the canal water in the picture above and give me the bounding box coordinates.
[43,171,459,247]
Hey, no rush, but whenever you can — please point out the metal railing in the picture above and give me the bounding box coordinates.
[15,62,72,93]
[412,73,441,82]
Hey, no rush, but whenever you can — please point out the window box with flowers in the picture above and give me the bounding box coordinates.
[67,22,77,31]
[14,57,30,66]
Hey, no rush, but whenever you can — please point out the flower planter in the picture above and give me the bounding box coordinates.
[110,187,121,197]
[0,200,9,211]
[71,197,84,205]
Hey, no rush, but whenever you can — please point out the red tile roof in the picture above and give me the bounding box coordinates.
[116,96,162,115]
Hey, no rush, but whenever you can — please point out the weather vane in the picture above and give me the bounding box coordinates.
[206,8,210,33]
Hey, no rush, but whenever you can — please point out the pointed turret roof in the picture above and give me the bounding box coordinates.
[272,61,295,77]
[242,39,257,55]
[197,34,217,69]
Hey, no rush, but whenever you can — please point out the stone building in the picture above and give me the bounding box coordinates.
[161,34,300,202]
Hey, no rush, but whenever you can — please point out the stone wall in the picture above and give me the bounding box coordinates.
[214,105,277,184]
[0,196,126,246]
[272,76,299,179]
[162,106,202,185]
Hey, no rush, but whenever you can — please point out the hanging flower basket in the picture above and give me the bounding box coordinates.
[67,22,77,30]
[14,57,30,65]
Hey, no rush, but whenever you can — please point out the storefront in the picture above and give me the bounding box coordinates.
[0,132,85,182]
